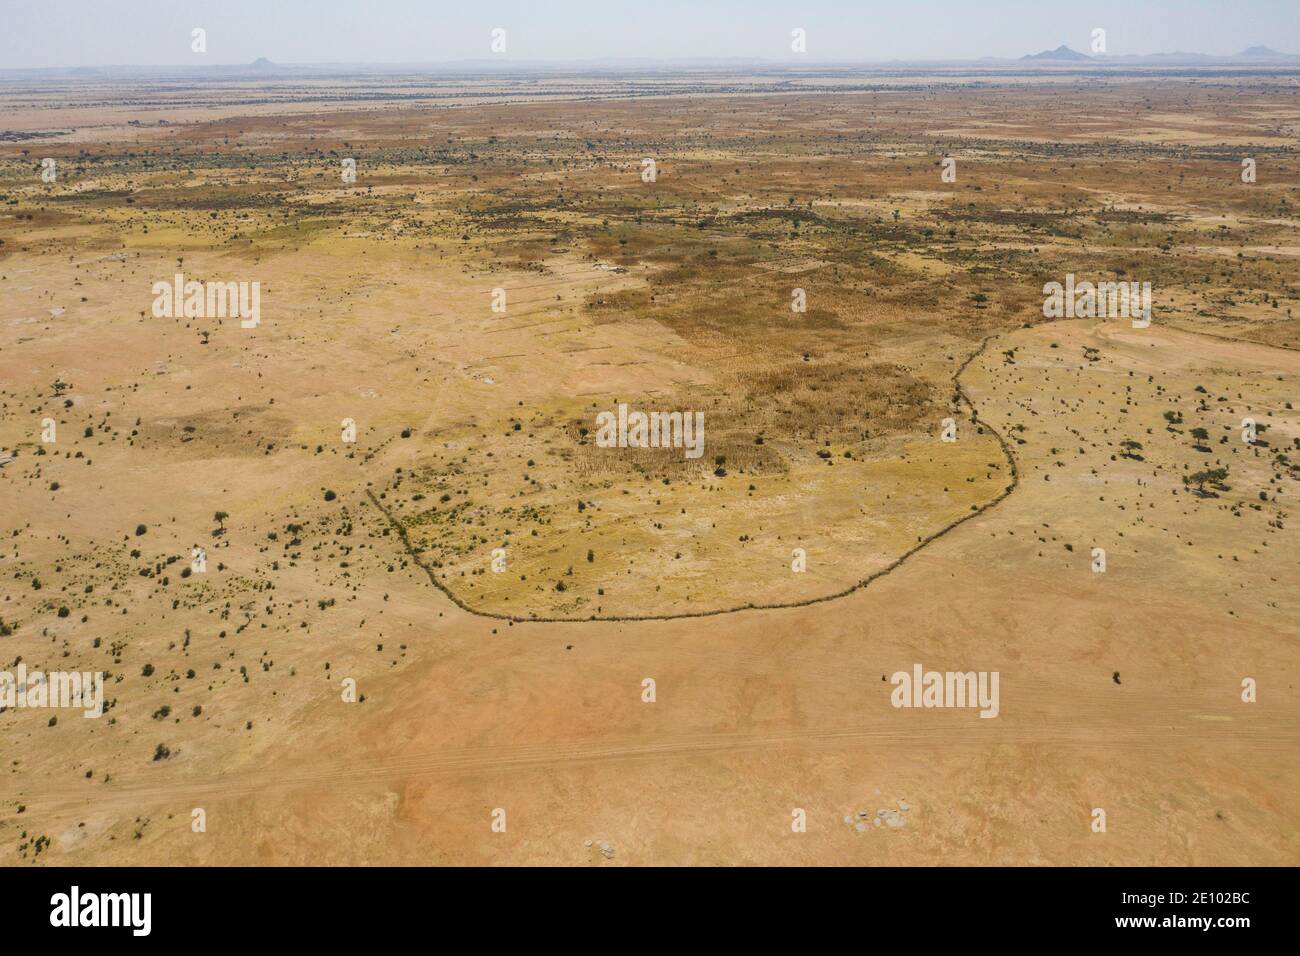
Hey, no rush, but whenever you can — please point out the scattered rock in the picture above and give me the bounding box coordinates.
[877,809,906,828]
[845,797,911,832]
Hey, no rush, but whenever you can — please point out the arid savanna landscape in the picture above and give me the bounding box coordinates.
[1,59,1298,867]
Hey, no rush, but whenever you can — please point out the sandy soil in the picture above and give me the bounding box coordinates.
[1,74,1297,865]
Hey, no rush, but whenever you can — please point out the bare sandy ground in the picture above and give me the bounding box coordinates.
[1,77,1297,866]
[5,318,1296,866]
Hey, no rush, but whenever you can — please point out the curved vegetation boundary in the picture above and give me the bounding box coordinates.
[366,332,1021,623]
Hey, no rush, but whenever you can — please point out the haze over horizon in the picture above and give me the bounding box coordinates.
[4,0,1298,69]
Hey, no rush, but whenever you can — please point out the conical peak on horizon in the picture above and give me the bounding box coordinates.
[1022,44,1092,61]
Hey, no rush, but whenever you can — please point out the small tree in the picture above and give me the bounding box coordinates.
[1184,467,1229,497]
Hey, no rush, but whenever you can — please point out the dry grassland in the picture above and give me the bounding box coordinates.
[0,74,1297,865]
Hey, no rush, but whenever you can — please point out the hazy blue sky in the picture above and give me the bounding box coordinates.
[3,0,1297,68]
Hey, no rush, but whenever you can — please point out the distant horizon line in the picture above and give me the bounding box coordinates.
[5,45,1299,75]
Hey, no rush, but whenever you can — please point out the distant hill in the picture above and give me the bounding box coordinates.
[1017,43,1298,65]
[1022,45,1092,62]
[1235,45,1296,58]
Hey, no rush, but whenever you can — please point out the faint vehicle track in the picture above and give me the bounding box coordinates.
[23,716,1295,816]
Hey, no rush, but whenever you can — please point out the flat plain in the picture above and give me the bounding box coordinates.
[1,70,1297,864]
